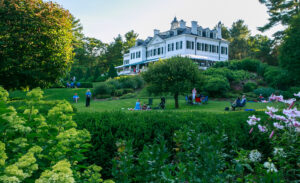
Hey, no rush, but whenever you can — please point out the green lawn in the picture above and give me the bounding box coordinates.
[9,88,285,113]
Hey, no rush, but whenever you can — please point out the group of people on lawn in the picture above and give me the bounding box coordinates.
[130,97,165,111]
[72,89,92,107]
[188,88,208,104]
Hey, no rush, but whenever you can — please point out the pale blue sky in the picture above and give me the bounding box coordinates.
[51,0,282,43]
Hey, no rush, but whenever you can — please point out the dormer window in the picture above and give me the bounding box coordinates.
[206,31,210,38]
[198,30,202,36]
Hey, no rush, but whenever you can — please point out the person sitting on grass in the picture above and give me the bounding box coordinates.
[231,97,241,111]
[134,99,141,110]
[73,93,79,103]
[240,95,247,107]
[258,94,264,102]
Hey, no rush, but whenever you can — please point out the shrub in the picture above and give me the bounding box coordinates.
[79,82,93,88]
[123,88,134,94]
[94,83,113,96]
[202,76,230,97]
[229,58,261,72]
[204,68,234,81]
[106,78,121,90]
[95,75,107,82]
[114,89,124,97]
[231,70,252,82]
[263,66,291,90]
[95,94,111,99]
[257,62,269,76]
[243,81,258,92]
[119,93,136,99]
[253,87,275,98]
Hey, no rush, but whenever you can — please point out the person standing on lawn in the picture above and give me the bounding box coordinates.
[192,88,197,102]
[73,93,80,103]
[86,89,92,107]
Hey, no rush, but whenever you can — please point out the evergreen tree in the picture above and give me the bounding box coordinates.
[105,35,124,67]
[258,0,300,38]
[279,13,300,85]
[229,20,251,60]
[123,30,139,54]
[108,64,118,78]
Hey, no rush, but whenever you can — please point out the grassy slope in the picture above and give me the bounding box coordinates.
[9,88,284,113]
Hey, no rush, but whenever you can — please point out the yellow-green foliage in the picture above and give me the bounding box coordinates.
[0,141,7,167]
[0,88,112,182]
[0,146,42,182]
[35,160,75,183]
[0,86,9,102]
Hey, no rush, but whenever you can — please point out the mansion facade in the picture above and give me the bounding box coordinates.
[116,17,229,75]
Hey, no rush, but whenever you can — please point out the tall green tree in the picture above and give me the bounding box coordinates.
[279,13,300,85]
[229,20,251,60]
[258,0,300,38]
[0,0,74,89]
[142,57,201,108]
[123,30,139,54]
[105,35,123,67]
[248,35,278,65]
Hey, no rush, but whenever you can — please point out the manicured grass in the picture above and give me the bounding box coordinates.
[72,98,276,113]
[9,88,285,113]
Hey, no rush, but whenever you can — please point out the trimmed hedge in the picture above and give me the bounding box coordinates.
[78,82,93,88]
[74,111,271,178]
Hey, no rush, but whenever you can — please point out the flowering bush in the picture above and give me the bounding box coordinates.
[246,92,300,181]
[0,88,113,182]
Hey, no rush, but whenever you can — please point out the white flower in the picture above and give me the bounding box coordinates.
[294,92,300,97]
[258,124,268,132]
[273,122,284,130]
[247,119,257,126]
[264,162,278,173]
[249,115,261,121]
[273,148,286,158]
[249,150,262,162]
[283,98,296,105]
[283,108,300,118]
[267,106,278,113]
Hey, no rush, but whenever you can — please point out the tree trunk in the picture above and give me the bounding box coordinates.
[174,93,179,109]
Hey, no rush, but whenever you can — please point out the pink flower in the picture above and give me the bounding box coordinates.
[293,121,300,127]
[269,130,275,138]
[273,122,284,129]
[267,106,278,113]
[265,111,275,118]
[283,98,296,105]
[249,115,261,122]
[249,127,254,134]
[247,119,257,126]
[283,108,300,118]
[273,114,287,122]
[294,92,300,97]
[258,125,268,132]
[276,95,284,102]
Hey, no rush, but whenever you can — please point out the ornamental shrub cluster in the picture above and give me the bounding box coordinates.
[93,75,144,98]
[0,87,113,183]
[202,67,254,97]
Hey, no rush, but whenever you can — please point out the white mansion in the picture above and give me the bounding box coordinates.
[116,17,229,75]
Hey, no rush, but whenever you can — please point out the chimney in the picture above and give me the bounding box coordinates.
[191,21,198,34]
[180,20,186,28]
[217,21,222,39]
[154,29,160,36]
